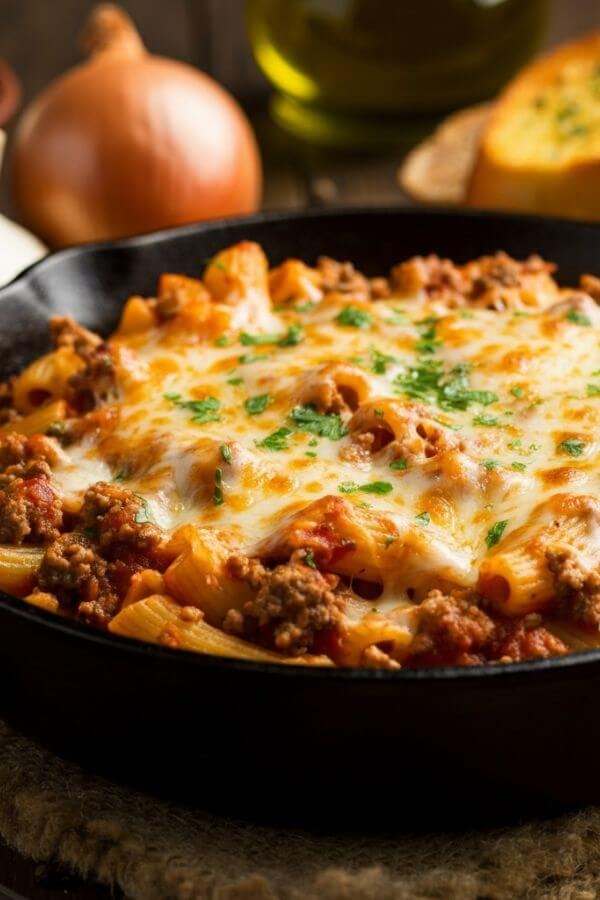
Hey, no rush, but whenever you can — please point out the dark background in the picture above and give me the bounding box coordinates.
[0,0,599,897]
[1,0,599,216]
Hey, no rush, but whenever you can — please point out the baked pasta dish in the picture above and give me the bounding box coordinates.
[1,241,599,669]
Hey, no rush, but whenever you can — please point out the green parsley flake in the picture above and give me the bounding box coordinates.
[511,461,527,472]
[214,335,229,347]
[255,428,293,451]
[278,324,303,347]
[220,444,232,464]
[384,535,397,547]
[213,468,224,506]
[414,317,442,354]
[295,301,315,313]
[304,549,317,569]
[557,438,586,457]
[386,307,409,325]
[394,360,498,411]
[415,511,431,526]
[239,352,271,364]
[244,394,270,416]
[335,305,373,329]
[473,413,501,427]
[369,345,397,374]
[164,393,221,424]
[389,458,408,471]
[486,520,508,549]
[289,405,347,440]
[227,377,243,386]
[510,386,524,398]
[566,309,592,327]
[587,384,600,397]
[240,331,281,346]
[133,494,157,525]
[482,459,499,469]
[338,481,393,495]
[305,451,317,458]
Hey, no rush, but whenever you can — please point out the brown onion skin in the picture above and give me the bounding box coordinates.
[11,37,262,247]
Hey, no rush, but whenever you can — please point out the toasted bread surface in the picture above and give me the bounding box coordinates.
[468,31,600,220]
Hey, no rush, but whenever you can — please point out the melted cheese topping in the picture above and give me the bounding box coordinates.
[52,255,600,624]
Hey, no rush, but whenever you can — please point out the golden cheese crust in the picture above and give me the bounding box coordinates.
[2,241,600,668]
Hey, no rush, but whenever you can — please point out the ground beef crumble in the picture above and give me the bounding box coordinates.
[317,256,371,299]
[223,550,345,655]
[80,482,161,551]
[36,483,164,626]
[404,588,567,667]
[0,433,64,544]
[546,543,600,627]
[37,533,119,626]
[50,316,103,357]
[389,252,553,309]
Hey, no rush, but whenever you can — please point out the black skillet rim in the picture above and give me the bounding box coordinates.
[1,204,599,685]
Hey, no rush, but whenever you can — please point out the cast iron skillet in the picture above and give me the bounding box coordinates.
[0,208,598,823]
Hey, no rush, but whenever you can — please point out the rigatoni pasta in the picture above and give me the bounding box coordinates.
[0,243,599,668]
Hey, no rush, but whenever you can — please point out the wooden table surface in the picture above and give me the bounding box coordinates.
[0,1,599,896]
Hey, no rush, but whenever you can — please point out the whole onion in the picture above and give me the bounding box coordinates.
[11,4,262,248]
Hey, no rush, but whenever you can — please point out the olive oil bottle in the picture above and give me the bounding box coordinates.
[247,0,548,148]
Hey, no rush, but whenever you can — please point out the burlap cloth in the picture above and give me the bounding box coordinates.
[1,719,599,899]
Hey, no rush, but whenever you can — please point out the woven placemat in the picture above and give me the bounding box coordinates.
[0,719,599,900]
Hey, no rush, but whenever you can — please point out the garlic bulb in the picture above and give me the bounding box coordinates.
[0,131,46,285]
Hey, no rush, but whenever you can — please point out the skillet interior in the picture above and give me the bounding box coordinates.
[0,207,599,821]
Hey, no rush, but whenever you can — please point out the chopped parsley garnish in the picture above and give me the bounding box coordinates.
[566,309,592,327]
[220,444,232,464]
[213,468,224,506]
[295,301,315,313]
[304,549,317,569]
[415,511,431,526]
[227,376,243,386]
[369,345,397,374]
[335,305,373,329]
[473,413,501,427]
[164,393,221,424]
[338,481,393,495]
[511,461,527,472]
[244,393,270,416]
[414,317,441,354]
[587,384,600,397]
[133,494,157,525]
[214,335,229,347]
[486,520,508,549]
[255,427,293,451]
[384,535,397,547]
[394,360,498,411]
[278,324,303,346]
[305,451,317,458]
[308,437,318,447]
[240,331,281,346]
[389,458,408,471]
[239,352,271,364]
[386,307,409,325]
[510,386,524,398]
[289,405,348,440]
[482,459,499,469]
[557,438,586,457]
